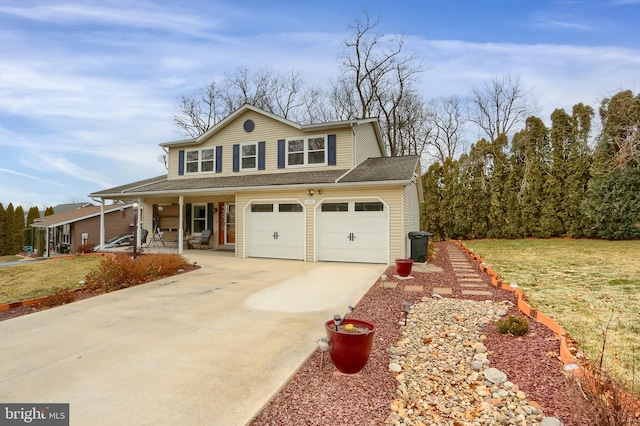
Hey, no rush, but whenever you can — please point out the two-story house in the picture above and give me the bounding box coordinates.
[90,104,422,264]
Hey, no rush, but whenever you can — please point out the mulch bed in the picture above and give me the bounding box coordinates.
[249,241,596,425]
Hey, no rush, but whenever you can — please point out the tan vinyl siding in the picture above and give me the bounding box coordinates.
[354,123,383,165]
[403,182,420,258]
[237,185,404,264]
[168,110,354,180]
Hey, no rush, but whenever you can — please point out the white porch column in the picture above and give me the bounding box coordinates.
[178,196,184,254]
[45,227,50,257]
[99,199,105,250]
[135,201,142,248]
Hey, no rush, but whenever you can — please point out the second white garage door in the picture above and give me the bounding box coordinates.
[246,202,305,260]
[316,201,388,264]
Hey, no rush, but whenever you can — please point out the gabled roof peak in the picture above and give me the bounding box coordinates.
[160,104,380,148]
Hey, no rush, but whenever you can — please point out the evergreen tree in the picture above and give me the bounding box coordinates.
[487,134,509,237]
[26,206,40,226]
[443,154,473,238]
[517,117,550,237]
[582,169,640,239]
[0,203,5,255]
[466,140,492,238]
[14,205,25,254]
[421,162,445,239]
[4,203,16,255]
[564,103,594,237]
[582,90,640,239]
[542,108,572,236]
[44,206,55,216]
[503,132,526,238]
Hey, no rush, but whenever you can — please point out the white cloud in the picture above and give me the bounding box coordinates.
[0,2,219,35]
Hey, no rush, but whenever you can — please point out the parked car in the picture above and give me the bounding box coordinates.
[93,233,133,251]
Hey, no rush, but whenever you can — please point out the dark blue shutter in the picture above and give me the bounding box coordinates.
[186,203,192,234]
[277,139,285,168]
[258,141,266,170]
[178,150,185,175]
[233,144,239,172]
[207,203,214,231]
[215,146,222,173]
[328,134,337,165]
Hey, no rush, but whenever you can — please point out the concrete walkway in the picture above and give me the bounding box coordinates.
[0,253,385,425]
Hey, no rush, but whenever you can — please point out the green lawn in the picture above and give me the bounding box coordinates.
[0,257,102,304]
[464,239,640,388]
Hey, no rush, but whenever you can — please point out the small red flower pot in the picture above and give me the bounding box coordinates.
[395,258,413,277]
[325,319,375,374]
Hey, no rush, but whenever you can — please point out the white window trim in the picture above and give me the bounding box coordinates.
[285,135,327,168]
[185,148,216,174]
[240,142,258,172]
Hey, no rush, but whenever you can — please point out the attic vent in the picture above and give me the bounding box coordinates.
[243,119,255,132]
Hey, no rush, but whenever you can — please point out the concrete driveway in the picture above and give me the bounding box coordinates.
[0,253,385,425]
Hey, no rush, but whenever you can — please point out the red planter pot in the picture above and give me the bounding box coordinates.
[395,258,413,277]
[325,319,376,374]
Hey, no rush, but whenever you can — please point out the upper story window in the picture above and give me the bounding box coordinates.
[286,136,326,167]
[185,148,215,174]
[241,143,257,171]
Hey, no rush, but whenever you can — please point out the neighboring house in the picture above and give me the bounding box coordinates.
[32,204,135,255]
[89,104,423,264]
[52,202,94,214]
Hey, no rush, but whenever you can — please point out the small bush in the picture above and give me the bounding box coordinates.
[427,242,437,262]
[77,244,94,254]
[496,315,529,336]
[84,253,189,293]
[37,289,77,309]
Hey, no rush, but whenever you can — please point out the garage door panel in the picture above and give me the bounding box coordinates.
[247,206,304,260]
[317,201,387,264]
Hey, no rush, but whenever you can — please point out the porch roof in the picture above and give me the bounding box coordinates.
[89,155,420,199]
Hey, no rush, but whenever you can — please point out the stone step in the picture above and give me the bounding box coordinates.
[404,285,424,292]
[461,290,493,296]
[432,287,452,295]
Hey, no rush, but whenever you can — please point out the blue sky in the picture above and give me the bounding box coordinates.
[1,0,639,209]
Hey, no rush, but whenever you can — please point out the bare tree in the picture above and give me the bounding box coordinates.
[425,95,467,163]
[335,12,425,156]
[173,67,321,138]
[468,74,534,142]
[174,82,226,138]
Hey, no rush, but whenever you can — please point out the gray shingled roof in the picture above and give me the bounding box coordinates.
[339,156,419,182]
[90,156,419,198]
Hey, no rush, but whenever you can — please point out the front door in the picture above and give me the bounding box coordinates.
[221,203,235,245]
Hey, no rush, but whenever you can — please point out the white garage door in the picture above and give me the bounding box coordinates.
[317,201,388,264]
[246,202,305,260]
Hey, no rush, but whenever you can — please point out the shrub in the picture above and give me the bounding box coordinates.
[84,253,189,293]
[77,244,94,253]
[496,315,529,336]
[37,289,77,309]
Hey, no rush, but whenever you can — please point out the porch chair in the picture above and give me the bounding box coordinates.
[189,229,212,249]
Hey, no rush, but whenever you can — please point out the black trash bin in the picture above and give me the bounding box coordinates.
[408,231,432,263]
